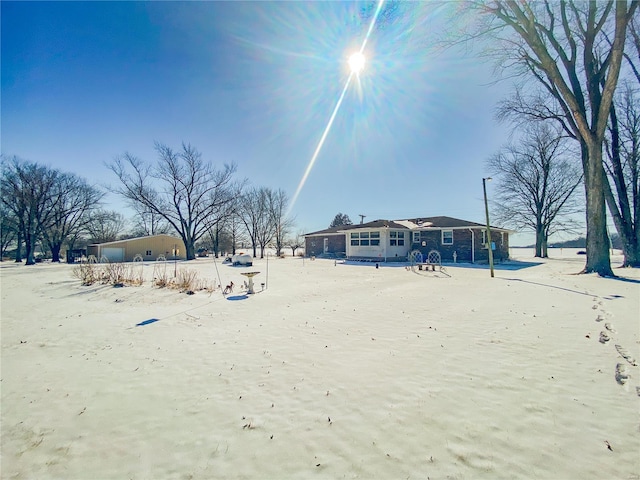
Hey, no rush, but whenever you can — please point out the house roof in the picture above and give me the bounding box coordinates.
[304,224,361,237]
[88,234,183,247]
[404,216,487,229]
[304,216,512,237]
[403,216,513,232]
[305,219,409,237]
[340,219,410,231]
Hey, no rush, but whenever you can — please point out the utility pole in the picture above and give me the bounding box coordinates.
[482,177,495,278]
[358,214,366,224]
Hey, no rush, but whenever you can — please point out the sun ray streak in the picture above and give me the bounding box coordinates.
[288,73,354,216]
[360,0,385,54]
[287,0,385,218]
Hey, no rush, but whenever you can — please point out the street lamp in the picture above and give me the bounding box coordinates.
[482,177,495,278]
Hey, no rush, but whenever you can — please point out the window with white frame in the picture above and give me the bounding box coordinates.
[441,230,453,245]
[351,231,379,246]
[145,250,152,256]
[360,232,370,246]
[370,232,380,246]
[481,229,494,247]
[412,231,420,243]
[389,231,405,246]
[350,232,359,246]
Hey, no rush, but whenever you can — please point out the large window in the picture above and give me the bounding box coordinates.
[441,230,453,245]
[351,231,380,246]
[350,232,359,246]
[370,232,380,246]
[390,231,405,246]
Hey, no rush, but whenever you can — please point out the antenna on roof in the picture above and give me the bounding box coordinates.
[358,214,366,224]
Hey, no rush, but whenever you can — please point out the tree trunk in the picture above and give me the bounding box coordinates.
[603,102,640,267]
[534,221,545,257]
[583,142,614,276]
[14,229,22,262]
[50,243,62,263]
[24,232,36,265]
[621,237,640,266]
[604,179,640,266]
[185,242,195,261]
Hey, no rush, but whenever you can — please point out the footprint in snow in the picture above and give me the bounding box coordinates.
[615,344,638,366]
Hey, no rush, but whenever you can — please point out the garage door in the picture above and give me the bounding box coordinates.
[101,247,124,263]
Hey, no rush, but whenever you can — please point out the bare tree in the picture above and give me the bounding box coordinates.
[224,212,248,256]
[488,123,583,257]
[1,157,60,265]
[604,81,640,266]
[40,173,104,262]
[239,187,276,258]
[469,0,638,276]
[205,224,234,257]
[267,189,294,256]
[85,210,126,244]
[128,201,171,237]
[286,229,305,257]
[623,14,640,83]
[0,203,17,260]
[108,142,239,260]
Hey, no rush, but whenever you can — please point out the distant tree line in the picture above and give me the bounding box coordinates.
[1,145,306,264]
[524,234,624,250]
[1,157,104,264]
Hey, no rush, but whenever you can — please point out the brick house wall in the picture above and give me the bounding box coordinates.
[411,228,509,263]
[305,234,346,258]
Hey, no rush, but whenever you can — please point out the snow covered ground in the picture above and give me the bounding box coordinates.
[1,249,638,479]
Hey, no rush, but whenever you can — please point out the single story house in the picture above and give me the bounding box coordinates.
[87,234,187,263]
[304,216,512,263]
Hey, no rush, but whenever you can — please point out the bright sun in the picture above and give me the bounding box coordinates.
[348,52,365,74]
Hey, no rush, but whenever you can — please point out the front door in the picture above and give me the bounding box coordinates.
[323,238,329,254]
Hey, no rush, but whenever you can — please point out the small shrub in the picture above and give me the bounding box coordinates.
[126,264,144,286]
[73,262,98,285]
[175,268,199,292]
[153,263,169,288]
[103,262,127,285]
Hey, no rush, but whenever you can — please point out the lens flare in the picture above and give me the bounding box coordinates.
[349,52,365,74]
[287,0,385,217]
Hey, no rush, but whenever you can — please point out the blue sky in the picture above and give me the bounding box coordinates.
[2,1,538,245]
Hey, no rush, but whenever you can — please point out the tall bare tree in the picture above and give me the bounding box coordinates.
[128,201,171,237]
[1,157,59,265]
[0,203,17,260]
[239,187,276,258]
[488,123,583,257]
[623,14,640,83]
[85,210,126,244]
[267,189,294,256]
[108,142,239,260]
[224,212,248,256]
[604,82,640,266]
[40,173,104,262]
[470,0,638,276]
